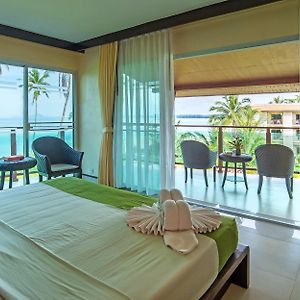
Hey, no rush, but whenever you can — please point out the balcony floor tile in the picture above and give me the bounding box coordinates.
[175,165,300,225]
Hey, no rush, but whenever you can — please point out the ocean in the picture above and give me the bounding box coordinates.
[0,130,73,157]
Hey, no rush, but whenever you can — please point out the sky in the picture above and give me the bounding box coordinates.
[0,65,72,125]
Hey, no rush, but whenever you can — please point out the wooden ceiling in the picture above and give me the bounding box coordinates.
[174,42,299,97]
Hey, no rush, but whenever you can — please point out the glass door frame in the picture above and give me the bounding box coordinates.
[0,59,76,160]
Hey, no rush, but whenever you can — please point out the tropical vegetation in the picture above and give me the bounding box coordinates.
[208,95,251,126]
[175,95,266,167]
[269,95,300,104]
[28,69,50,126]
[58,72,72,123]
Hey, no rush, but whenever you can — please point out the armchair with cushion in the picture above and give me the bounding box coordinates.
[32,136,84,181]
[180,140,217,187]
[255,144,295,199]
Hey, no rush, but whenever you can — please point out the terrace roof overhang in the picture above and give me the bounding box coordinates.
[174,41,300,97]
[173,0,300,97]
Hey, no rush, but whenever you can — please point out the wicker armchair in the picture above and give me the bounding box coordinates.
[255,144,295,199]
[32,137,84,181]
[180,140,217,187]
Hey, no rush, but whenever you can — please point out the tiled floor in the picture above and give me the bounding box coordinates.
[222,217,300,300]
[175,165,300,226]
[0,173,39,189]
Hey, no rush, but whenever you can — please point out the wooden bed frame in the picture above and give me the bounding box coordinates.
[201,244,249,300]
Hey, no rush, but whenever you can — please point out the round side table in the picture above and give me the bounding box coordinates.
[0,157,37,190]
[219,153,252,189]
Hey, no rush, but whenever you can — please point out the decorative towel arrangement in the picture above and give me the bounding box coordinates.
[126,189,222,254]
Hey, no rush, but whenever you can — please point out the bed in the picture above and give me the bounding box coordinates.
[0,178,249,300]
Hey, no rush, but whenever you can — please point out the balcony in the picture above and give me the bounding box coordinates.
[0,122,73,188]
[175,124,300,226]
[175,166,300,226]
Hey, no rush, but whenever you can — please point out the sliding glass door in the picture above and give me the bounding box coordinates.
[27,67,73,151]
[0,62,74,181]
[0,64,24,157]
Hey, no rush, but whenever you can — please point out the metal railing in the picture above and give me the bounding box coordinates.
[175,124,300,173]
[0,121,73,159]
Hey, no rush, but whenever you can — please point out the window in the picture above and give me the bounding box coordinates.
[270,114,282,125]
[0,64,23,157]
[295,114,300,125]
[296,129,300,141]
[271,129,283,141]
[0,63,74,160]
[28,68,73,148]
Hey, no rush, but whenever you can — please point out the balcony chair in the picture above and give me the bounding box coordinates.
[32,136,84,181]
[255,144,295,199]
[180,140,217,187]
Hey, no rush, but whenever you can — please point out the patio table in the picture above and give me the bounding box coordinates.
[219,153,252,190]
[0,157,37,190]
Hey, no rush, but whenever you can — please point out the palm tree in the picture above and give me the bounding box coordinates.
[239,106,265,128]
[238,107,265,162]
[209,95,251,126]
[175,131,204,163]
[175,129,221,163]
[285,95,300,103]
[269,96,287,104]
[58,72,71,123]
[195,129,219,152]
[28,69,50,126]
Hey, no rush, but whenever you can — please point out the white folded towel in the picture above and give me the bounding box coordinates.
[160,189,172,203]
[163,230,198,255]
[170,189,184,202]
[126,204,163,236]
[163,199,198,254]
[163,200,179,231]
[126,188,222,255]
[176,200,192,231]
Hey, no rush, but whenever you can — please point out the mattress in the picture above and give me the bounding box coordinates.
[0,178,238,300]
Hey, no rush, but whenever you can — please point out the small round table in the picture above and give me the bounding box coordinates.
[219,153,252,189]
[0,157,37,190]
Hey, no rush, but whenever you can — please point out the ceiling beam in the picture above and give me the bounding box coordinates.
[175,76,299,91]
[175,83,300,97]
[0,24,82,52]
[0,0,284,52]
[174,35,299,60]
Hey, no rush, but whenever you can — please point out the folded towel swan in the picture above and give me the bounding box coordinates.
[126,189,222,254]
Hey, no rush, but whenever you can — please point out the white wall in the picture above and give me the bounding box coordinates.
[0,35,80,71]
[77,46,103,177]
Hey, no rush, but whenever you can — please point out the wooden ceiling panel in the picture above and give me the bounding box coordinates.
[174,42,299,96]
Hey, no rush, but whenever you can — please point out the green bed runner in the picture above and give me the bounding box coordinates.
[44,177,238,270]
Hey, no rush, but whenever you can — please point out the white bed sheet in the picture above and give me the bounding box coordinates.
[0,183,219,300]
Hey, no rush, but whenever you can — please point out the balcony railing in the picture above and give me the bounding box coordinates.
[175,124,300,173]
[0,121,73,163]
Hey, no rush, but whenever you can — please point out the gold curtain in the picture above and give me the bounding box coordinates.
[98,42,118,185]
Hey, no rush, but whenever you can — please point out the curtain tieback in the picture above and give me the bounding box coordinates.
[103,127,113,134]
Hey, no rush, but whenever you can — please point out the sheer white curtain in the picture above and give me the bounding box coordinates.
[114,30,174,195]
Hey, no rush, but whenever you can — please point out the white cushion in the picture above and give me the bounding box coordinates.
[51,163,78,172]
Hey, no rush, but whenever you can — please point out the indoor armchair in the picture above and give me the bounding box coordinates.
[32,136,84,181]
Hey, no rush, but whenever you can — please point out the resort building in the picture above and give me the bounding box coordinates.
[252,103,300,154]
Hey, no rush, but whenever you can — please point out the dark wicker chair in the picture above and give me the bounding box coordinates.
[180,140,217,187]
[32,137,84,181]
[255,144,295,199]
